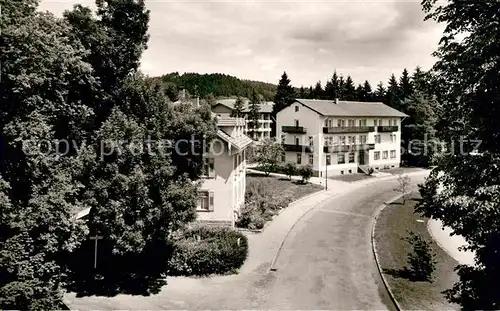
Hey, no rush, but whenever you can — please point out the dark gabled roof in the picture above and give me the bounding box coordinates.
[295,99,408,117]
[214,99,273,113]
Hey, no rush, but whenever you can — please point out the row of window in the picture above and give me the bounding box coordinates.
[282,149,398,165]
[374,150,397,160]
[324,118,399,127]
[325,135,367,146]
[284,134,398,146]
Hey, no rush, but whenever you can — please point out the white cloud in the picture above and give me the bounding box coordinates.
[39,0,444,87]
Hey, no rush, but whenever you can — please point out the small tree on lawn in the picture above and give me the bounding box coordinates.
[284,162,297,180]
[256,138,284,176]
[404,231,437,282]
[300,165,313,184]
[395,173,411,204]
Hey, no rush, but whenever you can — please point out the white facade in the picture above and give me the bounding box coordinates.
[211,99,273,141]
[276,100,406,176]
[196,116,252,227]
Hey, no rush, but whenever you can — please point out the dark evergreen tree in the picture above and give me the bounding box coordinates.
[231,96,245,117]
[355,84,364,101]
[362,80,373,101]
[313,81,323,99]
[272,72,295,135]
[375,82,386,102]
[248,90,261,140]
[385,74,401,110]
[344,76,356,101]
[399,68,413,111]
[338,76,345,100]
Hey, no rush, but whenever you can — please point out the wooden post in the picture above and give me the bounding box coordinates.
[90,235,103,269]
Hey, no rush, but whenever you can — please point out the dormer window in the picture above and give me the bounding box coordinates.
[295,105,299,112]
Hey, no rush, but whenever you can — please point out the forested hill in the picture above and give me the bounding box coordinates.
[155,72,277,101]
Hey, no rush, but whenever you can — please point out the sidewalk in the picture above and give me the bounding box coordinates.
[428,219,475,266]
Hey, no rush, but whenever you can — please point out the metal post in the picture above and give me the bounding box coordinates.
[325,163,328,190]
[90,234,103,269]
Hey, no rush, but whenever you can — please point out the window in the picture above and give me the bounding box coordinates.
[375,135,381,144]
[308,154,314,165]
[326,155,331,165]
[338,119,345,127]
[309,136,314,147]
[348,119,355,127]
[295,136,300,145]
[382,151,388,159]
[348,169,352,174]
[295,105,299,112]
[374,119,378,126]
[297,153,302,164]
[374,151,380,160]
[394,119,397,125]
[294,119,299,127]
[324,118,328,127]
[281,152,286,162]
[391,134,396,143]
[390,150,396,159]
[324,137,329,146]
[281,134,286,144]
[328,119,333,127]
[348,136,355,145]
[197,191,214,211]
[341,170,344,175]
[389,119,392,126]
[340,136,346,145]
[379,119,383,126]
[203,158,215,178]
[338,153,345,164]
[349,152,355,163]
[360,135,367,144]
[360,119,367,126]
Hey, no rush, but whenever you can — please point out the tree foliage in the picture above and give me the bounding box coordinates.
[416,0,500,309]
[230,96,245,118]
[0,1,216,308]
[255,138,284,176]
[155,72,277,101]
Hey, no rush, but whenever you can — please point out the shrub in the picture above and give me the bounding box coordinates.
[404,231,437,282]
[283,162,297,180]
[168,224,248,276]
[299,164,314,184]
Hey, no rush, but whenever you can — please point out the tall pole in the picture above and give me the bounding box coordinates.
[325,162,328,190]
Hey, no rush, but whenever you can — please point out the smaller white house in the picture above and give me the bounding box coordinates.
[276,99,408,177]
[196,115,253,227]
[211,98,273,141]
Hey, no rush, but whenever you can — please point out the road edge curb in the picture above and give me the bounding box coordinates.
[371,193,408,311]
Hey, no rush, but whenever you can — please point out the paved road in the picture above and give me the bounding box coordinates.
[66,175,426,310]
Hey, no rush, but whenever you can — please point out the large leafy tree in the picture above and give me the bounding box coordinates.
[0,0,216,308]
[0,7,96,310]
[416,0,500,309]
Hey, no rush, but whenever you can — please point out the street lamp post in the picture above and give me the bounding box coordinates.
[325,163,328,190]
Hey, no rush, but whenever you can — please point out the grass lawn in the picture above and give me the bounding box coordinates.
[374,192,459,310]
[246,173,323,202]
[383,167,426,175]
[328,173,375,182]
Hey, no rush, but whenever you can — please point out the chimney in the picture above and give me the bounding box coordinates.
[334,98,339,104]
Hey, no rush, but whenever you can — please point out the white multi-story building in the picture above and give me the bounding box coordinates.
[211,98,273,141]
[197,115,253,227]
[276,99,408,177]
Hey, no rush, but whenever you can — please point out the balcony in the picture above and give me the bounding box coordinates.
[377,126,399,132]
[283,144,313,153]
[323,126,374,134]
[282,126,307,134]
[323,144,375,153]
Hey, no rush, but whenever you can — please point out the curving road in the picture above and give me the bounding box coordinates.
[66,175,426,310]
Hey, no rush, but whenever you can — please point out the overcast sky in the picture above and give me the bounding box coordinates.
[39,0,444,88]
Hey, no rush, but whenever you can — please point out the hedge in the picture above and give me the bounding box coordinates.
[168,224,248,276]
